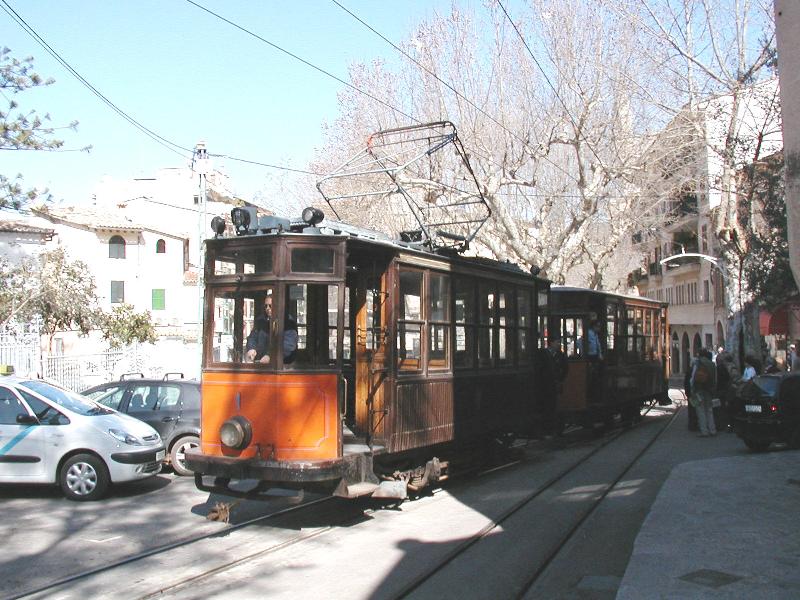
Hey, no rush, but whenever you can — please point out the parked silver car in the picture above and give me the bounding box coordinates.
[0,372,164,501]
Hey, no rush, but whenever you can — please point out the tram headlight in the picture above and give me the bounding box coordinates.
[220,415,252,450]
[231,207,257,235]
[210,216,226,236]
[301,206,324,226]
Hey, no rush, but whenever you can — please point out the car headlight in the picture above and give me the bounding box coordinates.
[108,428,145,446]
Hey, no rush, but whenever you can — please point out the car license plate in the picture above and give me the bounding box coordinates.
[745,405,762,413]
[156,450,166,461]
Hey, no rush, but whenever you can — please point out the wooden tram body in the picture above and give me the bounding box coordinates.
[549,287,670,428]
[187,212,549,499]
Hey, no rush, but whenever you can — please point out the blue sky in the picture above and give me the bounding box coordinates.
[3,0,471,206]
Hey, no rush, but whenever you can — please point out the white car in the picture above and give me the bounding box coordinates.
[0,373,164,501]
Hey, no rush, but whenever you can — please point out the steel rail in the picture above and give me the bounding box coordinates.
[391,403,679,599]
[8,495,336,600]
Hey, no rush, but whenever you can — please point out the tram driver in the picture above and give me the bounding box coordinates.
[245,295,273,364]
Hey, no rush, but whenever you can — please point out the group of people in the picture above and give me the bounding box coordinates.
[685,345,781,437]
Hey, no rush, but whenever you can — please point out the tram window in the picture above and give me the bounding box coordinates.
[342,287,352,361]
[478,283,496,367]
[398,270,423,372]
[454,278,475,369]
[291,248,334,273]
[398,323,422,370]
[497,287,514,365]
[400,271,423,320]
[564,318,583,357]
[364,286,383,351]
[517,289,532,364]
[428,273,450,370]
[538,315,548,349]
[213,247,273,276]
[606,304,617,351]
[210,288,275,366]
[285,283,339,368]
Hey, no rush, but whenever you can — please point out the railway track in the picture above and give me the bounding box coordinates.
[11,404,676,600]
[392,403,680,599]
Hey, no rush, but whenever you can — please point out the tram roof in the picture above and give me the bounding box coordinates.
[212,216,546,281]
[551,286,666,306]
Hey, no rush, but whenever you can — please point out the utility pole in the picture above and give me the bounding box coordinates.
[193,141,210,369]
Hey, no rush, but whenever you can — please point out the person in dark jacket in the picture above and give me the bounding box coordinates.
[537,336,569,438]
[685,362,698,431]
[245,297,273,363]
[690,347,717,437]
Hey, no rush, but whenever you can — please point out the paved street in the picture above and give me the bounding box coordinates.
[2,399,793,600]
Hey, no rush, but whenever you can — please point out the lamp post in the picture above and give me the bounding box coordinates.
[192,142,210,369]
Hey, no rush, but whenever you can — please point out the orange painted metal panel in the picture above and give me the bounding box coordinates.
[200,371,339,461]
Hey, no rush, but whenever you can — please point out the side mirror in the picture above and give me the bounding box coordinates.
[16,414,38,425]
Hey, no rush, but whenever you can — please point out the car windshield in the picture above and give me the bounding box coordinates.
[19,380,114,416]
[751,376,780,397]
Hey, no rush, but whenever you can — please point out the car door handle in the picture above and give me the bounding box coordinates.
[161,417,177,422]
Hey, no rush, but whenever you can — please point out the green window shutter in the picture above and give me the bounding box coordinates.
[152,289,165,311]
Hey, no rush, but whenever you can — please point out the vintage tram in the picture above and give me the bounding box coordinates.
[186,207,550,499]
[548,287,670,430]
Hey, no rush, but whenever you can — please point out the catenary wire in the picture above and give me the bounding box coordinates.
[183,0,420,125]
[330,0,580,185]
[496,0,605,168]
[1,1,329,176]
[0,0,192,159]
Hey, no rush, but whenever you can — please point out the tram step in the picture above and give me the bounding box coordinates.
[343,442,372,455]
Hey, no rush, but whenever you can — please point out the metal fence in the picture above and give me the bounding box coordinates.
[0,325,41,377]
[41,350,142,392]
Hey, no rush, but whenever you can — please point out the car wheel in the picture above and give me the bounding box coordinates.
[59,454,110,501]
[170,435,200,476]
[743,437,770,452]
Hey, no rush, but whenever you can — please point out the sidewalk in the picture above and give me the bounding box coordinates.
[617,439,800,598]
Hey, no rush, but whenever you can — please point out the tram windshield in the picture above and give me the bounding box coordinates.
[208,283,341,370]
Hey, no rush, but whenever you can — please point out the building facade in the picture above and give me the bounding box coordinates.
[632,79,783,377]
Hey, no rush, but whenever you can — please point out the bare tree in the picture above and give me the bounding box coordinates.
[311,1,672,289]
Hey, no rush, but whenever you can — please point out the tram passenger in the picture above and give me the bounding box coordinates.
[537,335,569,439]
[245,296,273,364]
[586,320,604,360]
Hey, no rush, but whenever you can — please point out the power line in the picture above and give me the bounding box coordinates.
[209,154,323,176]
[183,0,419,125]
[1,1,330,177]
[496,0,605,168]
[329,0,579,185]
[1,0,192,159]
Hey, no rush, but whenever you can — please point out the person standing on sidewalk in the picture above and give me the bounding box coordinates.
[690,348,717,437]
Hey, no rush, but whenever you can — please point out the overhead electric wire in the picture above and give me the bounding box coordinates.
[1,1,327,177]
[330,0,579,185]
[183,0,419,125]
[496,0,605,168]
[0,0,192,159]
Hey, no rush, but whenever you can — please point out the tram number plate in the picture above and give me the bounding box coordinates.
[745,405,762,413]
[156,450,166,461]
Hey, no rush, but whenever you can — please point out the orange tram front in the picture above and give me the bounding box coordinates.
[186,208,550,500]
